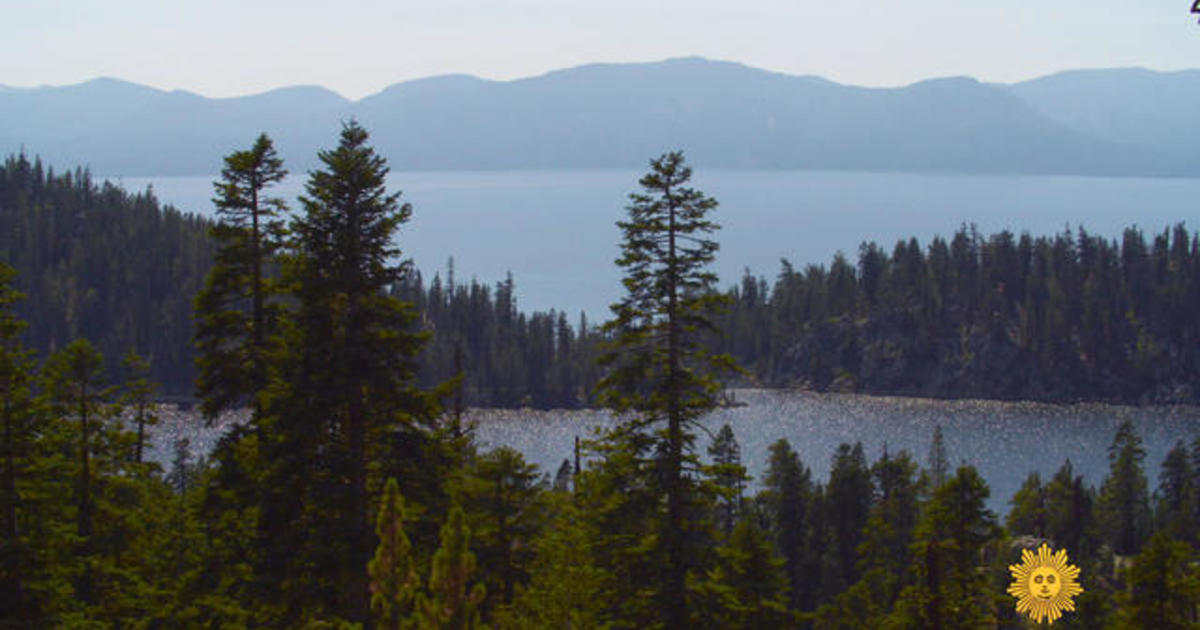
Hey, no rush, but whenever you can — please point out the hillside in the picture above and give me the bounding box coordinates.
[0,58,1187,176]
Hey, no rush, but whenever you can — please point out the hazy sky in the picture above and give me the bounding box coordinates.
[4,0,1199,100]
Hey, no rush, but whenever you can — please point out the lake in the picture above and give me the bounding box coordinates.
[149,390,1200,514]
[116,169,1200,320]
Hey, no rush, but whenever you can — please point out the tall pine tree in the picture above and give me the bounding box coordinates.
[263,121,436,625]
[194,133,288,420]
[596,151,736,630]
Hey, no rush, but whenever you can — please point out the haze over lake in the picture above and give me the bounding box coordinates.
[121,169,1200,318]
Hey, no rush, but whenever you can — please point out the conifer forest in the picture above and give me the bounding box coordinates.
[1,125,1198,628]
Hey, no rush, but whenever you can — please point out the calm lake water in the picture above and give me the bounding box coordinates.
[117,169,1200,319]
[151,390,1200,514]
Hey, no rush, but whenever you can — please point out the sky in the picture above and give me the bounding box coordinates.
[3,0,1200,100]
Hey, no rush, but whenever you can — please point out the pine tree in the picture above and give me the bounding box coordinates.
[418,506,486,630]
[759,438,815,611]
[459,446,542,612]
[262,121,436,624]
[888,466,1001,630]
[928,424,948,490]
[596,150,735,630]
[707,423,747,536]
[119,350,157,465]
[1098,420,1151,556]
[369,478,420,630]
[1110,532,1200,629]
[0,263,40,623]
[690,519,791,629]
[194,132,288,419]
[495,494,609,630]
[1155,440,1197,546]
[1006,471,1047,538]
[824,442,871,591]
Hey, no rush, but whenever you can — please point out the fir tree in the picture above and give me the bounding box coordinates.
[596,150,735,630]
[262,121,437,624]
[418,506,486,630]
[1111,532,1200,629]
[194,133,288,419]
[369,478,420,630]
[1155,441,1197,546]
[759,438,816,611]
[119,350,157,465]
[1098,420,1151,556]
[0,263,39,624]
[707,423,747,536]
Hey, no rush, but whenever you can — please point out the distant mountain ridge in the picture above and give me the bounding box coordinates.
[1,58,1195,177]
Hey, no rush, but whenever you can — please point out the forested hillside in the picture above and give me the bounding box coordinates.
[719,223,1200,403]
[0,153,214,393]
[2,152,1197,405]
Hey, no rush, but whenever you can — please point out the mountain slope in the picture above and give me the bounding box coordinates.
[0,58,1185,176]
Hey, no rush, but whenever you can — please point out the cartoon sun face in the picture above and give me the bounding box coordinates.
[1030,566,1062,599]
[1008,543,1083,625]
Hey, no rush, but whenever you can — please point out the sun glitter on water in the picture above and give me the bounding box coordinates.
[1007,543,1083,624]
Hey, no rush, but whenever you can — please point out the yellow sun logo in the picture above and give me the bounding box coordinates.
[1007,543,1083,625]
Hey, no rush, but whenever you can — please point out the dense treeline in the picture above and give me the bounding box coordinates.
[719,223,1200,403]
[3,151,1199,406]
[394,269,602,409]
[0,154,216,395]
[1,130,1198,628]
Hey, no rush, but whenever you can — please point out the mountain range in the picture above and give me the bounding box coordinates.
[2,57,1197,177]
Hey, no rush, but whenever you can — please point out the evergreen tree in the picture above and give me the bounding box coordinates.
[707,423,747,537]
[1006,471,1047,538]
[1110,532,1200,630]
[41,340,111,558]
[1098,420,1152,556]
[119,350,157,465]
[458,446,542,613]
[369,478,420,630]
[417,506,486,630]
[0,263,40,625]
[552,458,572,493]
[759,438,816,611]
[1155,440,1197,546]
[690,519,792,629]
[888,466,1001,630]
[823,442,871,592]
[495,494,609,630]
[194,133,288,419]
[595,150,735,629]
[1044,459,1097,561]
[928,424,948,490]
[260,121,438,625]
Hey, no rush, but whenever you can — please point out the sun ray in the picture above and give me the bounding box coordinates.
[1008,542,1083,625]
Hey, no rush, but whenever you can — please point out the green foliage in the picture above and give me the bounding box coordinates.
[716,224,1200,404]
[457,447,543,613]
[1155,440,1197,546]
[758,438,817,611]
[596,150,736,630]
[1006,471,1047,537]
[494,494,610,630]
[194,133,288,419]
[1099,420,1152,556]
[253,121,443,626]
[1110,531,1200,629]
[888,466,1002,630]
[706,423,747,537]
[689,519,792,630]
[0,153,216,395]
[370,478,420,630]
[418,506,487,630]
